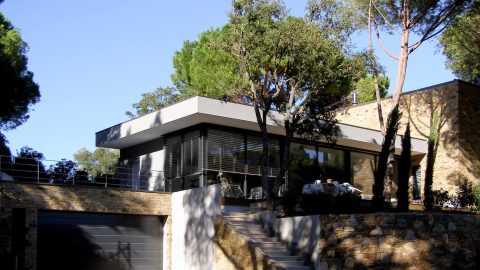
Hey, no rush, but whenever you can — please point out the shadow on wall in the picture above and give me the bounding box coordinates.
[458,83,480,185]
[172,185,220,270]
[96,125,132,148]
[401,85,459,187]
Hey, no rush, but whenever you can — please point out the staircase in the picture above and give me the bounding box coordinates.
[222,210,311,270]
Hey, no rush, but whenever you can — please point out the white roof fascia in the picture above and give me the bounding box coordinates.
[96,96,427,155]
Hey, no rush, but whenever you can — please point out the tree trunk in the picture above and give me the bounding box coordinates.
[274,121,293,204]
[423,138,436,210]
[384,26,410,201]
[253,101,272,210]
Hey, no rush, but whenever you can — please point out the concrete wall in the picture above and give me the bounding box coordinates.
[337,80,480,193]
[171,185,221,270]
[120,137,165,191]
[256,212,480,269]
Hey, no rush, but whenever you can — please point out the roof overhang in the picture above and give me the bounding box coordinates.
[96,96,427,155]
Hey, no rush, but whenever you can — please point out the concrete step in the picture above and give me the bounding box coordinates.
[248,237,277,242]
[254,242,284,248]
[270,256,301,262]
[264,251,291,257]
[234,227,267,234]
[275,261,311,269]
[221,211,311,270]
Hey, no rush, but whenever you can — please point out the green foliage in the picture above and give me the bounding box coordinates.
[355,75,389,103]
[0,132,11,157]
[457,178,476,207]
[396,123,411,211]
[350,0,471,36]
[126,87,179,118]
[281,189,298,215]
[440,2,480,84]
[73,147,119,177]
[373,105,401,211]
[474,186,480,209]
[16,146,44,160]
[423,111,440,210]
[227,0,365,204]
[431,189,451,210]
[12,146,47,182]
[47,159,77,183]
[0,13,40,131]
[171,26,242,99]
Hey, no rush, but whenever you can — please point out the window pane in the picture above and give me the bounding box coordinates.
[318,147,345,182]
[289,143,317,192]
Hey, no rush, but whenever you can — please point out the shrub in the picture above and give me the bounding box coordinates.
[457,178,476,207]
[300,191,362,214]
[473,186,480,210]
[281,189,298,215]
[332,193,362,213]
[300,192,334,214]
[431,189,451,210]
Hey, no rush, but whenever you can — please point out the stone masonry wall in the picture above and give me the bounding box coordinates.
[0,182,172,270]
[318,213,479,269]
[257,212,480,270]
[337,81,469,193]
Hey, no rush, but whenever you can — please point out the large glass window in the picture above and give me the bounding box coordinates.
[350,152,376,195]
[246,136,279,176]
[289,143,317,192]
[318,147,345,182]
[207,129,245,173]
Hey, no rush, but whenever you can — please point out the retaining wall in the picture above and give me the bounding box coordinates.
[257,212,480,269]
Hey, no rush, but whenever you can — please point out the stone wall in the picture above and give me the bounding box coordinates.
[0,182,172,270]
[257,212,480,269]
[336,80,480,193]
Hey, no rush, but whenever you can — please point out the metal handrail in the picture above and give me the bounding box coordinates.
[0,155,165,192]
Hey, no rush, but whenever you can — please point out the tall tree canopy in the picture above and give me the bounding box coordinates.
[226,0,365,203]
[0,12,40,131]
[126,87,179,118]
[355,75,389,104]
[440,1,480,85]
[171,26,241,98]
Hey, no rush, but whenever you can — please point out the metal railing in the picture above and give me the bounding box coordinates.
[0,155,165,192]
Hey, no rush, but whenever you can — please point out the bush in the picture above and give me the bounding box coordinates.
[473,186,480,210]
[431,189,451,210]
[300,192,334,214]
[281,189,298,215]
[457,178,476,207]
[300,192,362,214]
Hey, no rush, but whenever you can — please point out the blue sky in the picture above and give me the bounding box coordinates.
[1,0,455,161]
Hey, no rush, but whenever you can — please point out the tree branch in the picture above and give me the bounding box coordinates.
[374,22,399,60]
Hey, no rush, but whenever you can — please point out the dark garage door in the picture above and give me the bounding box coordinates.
[37,211,163,270]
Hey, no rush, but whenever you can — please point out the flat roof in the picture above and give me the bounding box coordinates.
[96,96,427,155]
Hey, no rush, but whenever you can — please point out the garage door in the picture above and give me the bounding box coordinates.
[37,211,163,270]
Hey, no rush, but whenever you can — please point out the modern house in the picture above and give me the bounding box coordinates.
[1,80,479,270]
[96,93,428,198]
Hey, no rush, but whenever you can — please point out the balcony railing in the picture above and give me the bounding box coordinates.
[0,155,165,192]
